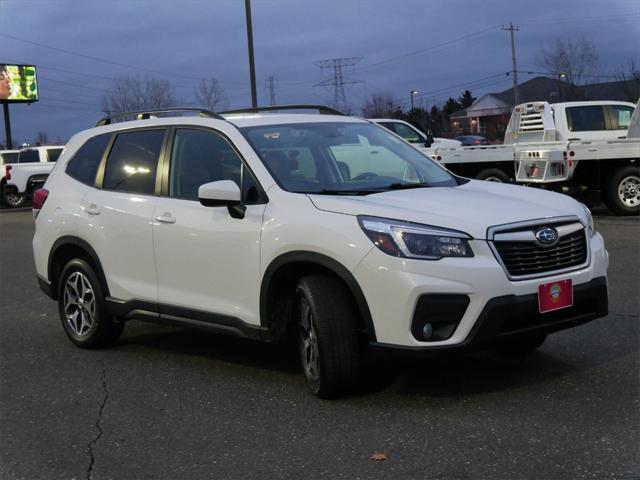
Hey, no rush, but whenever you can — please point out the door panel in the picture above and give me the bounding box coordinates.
[152,127,266,325]
[152,200,265,324]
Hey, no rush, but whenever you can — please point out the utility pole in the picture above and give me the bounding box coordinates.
[313,57,363,112]
[2,103,12,149]
[244,0,257,107]
[501,22,520,105]
[266,75,276,106]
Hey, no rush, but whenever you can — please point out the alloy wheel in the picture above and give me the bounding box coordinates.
[63,272,96,336]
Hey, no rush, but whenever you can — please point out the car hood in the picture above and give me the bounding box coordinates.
[307,180,586,240]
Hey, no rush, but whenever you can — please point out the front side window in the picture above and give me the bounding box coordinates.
[389,122,423,143]
[102,129,165,195]
[66,133,112,185]
[567,106,606,132]
[242,122,458,194]
[169,128,262,202]
[47,148,63,162]
[609,105,634,130]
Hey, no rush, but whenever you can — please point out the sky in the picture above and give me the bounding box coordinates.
[1,0,639,146]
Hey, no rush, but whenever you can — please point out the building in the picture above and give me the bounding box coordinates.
[450,76,640,141]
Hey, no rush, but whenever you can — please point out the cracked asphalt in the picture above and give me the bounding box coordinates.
[0,209,638,480]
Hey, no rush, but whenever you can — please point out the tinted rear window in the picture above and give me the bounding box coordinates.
[0,152,18,164]
[66,133,112,186]
[102,129,165,195]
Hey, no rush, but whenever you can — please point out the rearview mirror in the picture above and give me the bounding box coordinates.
[198,180,241,207]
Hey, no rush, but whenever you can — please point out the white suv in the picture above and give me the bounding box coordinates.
[32,106,609,397]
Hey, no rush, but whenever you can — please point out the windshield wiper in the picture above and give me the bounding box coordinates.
[384,182,432,190]
[303,189,377,196]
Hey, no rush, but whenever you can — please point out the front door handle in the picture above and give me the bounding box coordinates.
[86,204,101,215]
[155,213,176,224]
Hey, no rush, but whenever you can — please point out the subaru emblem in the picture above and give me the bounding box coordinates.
[535,227,558,245]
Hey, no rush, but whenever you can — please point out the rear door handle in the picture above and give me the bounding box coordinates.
[86,204,101,215]
[155,213,176,224]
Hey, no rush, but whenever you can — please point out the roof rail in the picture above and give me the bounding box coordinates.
[96,107,224,127]
[220,104,345,116]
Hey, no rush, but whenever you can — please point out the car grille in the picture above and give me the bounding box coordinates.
[493,226,587,278]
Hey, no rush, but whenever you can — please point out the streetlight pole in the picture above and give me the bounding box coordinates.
[410,90,418,110]
[244,0,257,108]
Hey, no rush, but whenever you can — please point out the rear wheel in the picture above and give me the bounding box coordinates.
[476,168,510,183]
[2,189,26,208]
[296,275,360,397]
[496,333,547,356]
[57,259,124,349]
[603,165,640,216]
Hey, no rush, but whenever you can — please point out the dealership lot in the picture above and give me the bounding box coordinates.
[0,209,638,479]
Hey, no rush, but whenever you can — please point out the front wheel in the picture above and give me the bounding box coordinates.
[475,168,510,183]
[296,275,360,397]
[603,166,640,216]
[57,259,124,349]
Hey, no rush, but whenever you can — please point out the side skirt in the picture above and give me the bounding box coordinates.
[104,297,272,342]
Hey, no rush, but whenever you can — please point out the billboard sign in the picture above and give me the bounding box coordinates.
[0,64,38,103]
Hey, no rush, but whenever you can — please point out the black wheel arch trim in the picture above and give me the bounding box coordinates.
[260,251,377,342]
[48,236,110,300]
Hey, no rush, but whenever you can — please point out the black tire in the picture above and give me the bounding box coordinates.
[296,274,360,397]
[496,333,547,356]
[2,185,26,208]
[476,168,511,183]
[57,258,124,349]
[603,165,640,216]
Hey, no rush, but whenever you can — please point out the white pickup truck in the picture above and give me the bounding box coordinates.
[429,100,638,213]
[2,146,64,208]
[514,100,639,215]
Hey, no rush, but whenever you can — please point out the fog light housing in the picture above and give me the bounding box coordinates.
[411,294,470,342]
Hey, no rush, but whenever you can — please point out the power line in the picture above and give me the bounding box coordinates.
[0,32,207,81]
[519,12,640,25]
[356,25,501,73]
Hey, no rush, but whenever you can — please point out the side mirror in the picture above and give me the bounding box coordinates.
[424,131,434,148]
[198,180,245,218]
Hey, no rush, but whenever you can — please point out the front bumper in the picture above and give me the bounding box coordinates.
[353,231,608,348]
[369,276,607,358]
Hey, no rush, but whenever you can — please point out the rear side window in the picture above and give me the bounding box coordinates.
[66,133,112,186]
[102,129,165,195]
[1,152,18,164]
[47,148,63,162]
[18,150,40,163]
[566,106,605,132]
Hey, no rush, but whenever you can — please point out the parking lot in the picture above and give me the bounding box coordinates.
[0,208,638,479]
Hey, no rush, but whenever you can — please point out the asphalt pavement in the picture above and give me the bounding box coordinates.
[0,209,638,480]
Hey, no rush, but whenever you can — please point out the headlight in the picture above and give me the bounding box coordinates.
[580,203,595,237]
[358,216,473,260]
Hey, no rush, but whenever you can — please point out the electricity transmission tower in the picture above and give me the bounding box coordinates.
[313,57,363,112]
[266,75,276,106]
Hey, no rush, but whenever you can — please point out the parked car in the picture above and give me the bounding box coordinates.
[371,119,462,147]
[455,135,489,146]
[33,106,608,397]
[2,145,64,207]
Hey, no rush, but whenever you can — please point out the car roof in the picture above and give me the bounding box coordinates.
[550,100,636,109]
[222,113,367,128]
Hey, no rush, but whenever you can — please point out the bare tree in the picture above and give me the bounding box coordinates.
[101,76,176,114]
[537,36,599,99]
[194,78,228,111]
[615,59,640,103]
[361,92,395,118]
[34,131,49,146]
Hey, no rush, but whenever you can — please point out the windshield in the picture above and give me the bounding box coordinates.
[241,122,458,194]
